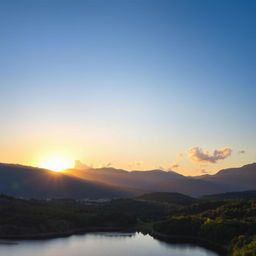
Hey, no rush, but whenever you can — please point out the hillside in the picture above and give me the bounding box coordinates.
[201,190,256,201]
[137,192,200,206]
[1,193,255,255]
[197,163,256,192]
[0,164,138,199]
[153,199,256,255]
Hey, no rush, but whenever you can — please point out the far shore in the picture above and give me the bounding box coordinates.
[149,230,228,256]
[0,227,131,240]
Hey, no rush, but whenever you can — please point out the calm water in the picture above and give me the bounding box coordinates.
[0,232,218,256]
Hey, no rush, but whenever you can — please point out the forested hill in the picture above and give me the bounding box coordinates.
[137,192,200,206]
[0,193,256,255]
[201,190,256,201]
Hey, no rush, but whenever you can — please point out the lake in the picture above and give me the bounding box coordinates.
[0,232,219,256]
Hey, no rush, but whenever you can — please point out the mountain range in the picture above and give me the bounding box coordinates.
[0,162,255,199]
[196,163,256,191]
[0,163,137,199]
[63,167,224,197]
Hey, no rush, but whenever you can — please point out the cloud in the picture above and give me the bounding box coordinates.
[188,147,232,164]
[200,169,208,174]
[104,162,112,168]
[128,161,142,169]
[74,160,90,169]
[176,153,183,158]
[171,163,179,169]
[238,150,246,154]
[167,162,180,171]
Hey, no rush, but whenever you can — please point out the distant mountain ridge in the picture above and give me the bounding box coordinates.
[196,163,256,192]
[1,162,256,199]
[64,163,256,197]
[0,163,138,199]
[64,167,186,191]
[63,167,224,197]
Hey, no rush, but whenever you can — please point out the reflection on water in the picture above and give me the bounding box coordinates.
[0,232,218,256]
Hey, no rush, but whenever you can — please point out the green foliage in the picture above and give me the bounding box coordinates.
[1,194,256,256]
[154,216,203,237]
[107,199,171,221]
[0,196,137,236]
[200,219,250,244]
[200,200,256,219]
[231,236,256,256]
[153,198,256,255]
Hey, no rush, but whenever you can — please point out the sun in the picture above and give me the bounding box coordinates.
[39,156,73,172]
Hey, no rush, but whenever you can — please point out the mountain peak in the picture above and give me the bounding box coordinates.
[241,162,256,168]
[197,162,256,192]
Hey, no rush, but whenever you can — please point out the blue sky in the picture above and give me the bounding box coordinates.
[0,0,255,174]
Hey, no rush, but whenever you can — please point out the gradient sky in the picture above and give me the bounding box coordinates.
[1,0,255,175]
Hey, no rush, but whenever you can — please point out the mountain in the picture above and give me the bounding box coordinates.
[64,168,185,189]
[2,162,255,199]
[201,190,256,201]
[64,167,224,197]
[137,192,200,206]
[196,163,256,192]
[0,163,138,199]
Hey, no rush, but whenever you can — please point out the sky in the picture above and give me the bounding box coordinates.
[0,0,255,175]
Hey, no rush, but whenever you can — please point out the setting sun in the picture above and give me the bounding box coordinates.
[39,156,73,172]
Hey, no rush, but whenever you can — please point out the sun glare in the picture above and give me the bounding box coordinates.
[39,156,73,172]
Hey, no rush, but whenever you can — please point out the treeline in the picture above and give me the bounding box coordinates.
[0,195,174,237]
[153,199,256,255]
[0,195,137,237]
[1,194,256,255]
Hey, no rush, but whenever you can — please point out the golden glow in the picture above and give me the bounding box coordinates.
[39,155,73,172]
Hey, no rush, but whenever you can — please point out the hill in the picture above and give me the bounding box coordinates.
[197,163,256,192]
[201,190,256,201]
[137,192,200,206]
[0,163,138,199]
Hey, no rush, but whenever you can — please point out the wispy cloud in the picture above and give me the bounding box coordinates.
[188,147,232,164]
[200,168,208,174]
[103,162,112,168]
[176,153,183,158]
[167,162,180,172]
[74,160,90,169]
[170,162,179,169]
[128,161,142,169]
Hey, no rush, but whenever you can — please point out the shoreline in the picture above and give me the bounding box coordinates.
[148,230,229,256]
[0,227,228,255]
[0,227,131,240]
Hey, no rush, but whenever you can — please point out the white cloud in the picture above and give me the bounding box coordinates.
[188,147,232,164]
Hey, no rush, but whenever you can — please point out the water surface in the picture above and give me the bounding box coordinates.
[0,232,219,256]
